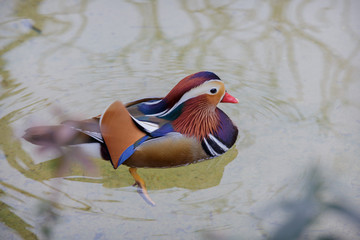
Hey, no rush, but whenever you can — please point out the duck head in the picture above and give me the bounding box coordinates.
[163,71,238,106]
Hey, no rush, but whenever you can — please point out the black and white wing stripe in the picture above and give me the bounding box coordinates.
[72,127,104,143]
[130,116,160,133]
[201,134,229,157]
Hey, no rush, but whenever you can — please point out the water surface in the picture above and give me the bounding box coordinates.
[1,0,360,239]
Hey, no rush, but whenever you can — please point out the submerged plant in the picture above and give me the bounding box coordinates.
[270,168,360,240]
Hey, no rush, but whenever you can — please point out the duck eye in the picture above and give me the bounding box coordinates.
[210,88,217,94]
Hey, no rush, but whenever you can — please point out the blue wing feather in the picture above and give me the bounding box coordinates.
[117,123,175,167]
[117,135,149,167]
[149,123,175,137]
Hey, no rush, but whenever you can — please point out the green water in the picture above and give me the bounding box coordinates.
[1,0,360,239]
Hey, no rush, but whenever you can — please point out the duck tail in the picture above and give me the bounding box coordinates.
[23,119,102,146]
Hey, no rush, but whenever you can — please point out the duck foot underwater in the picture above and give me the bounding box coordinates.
[23,71,239,205]
[129,168,156,206]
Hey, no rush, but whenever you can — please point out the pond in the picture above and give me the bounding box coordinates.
[1,0,360,239]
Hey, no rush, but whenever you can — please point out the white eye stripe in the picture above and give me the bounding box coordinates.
[149,80,223,117]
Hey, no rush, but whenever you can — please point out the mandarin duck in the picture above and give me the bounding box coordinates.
[24,71,238,205]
